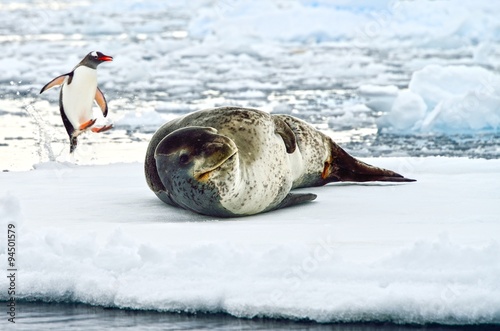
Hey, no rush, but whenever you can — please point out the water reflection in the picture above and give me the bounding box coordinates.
[8,301,497,331]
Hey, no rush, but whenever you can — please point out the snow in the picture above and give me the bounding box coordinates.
[1,157,500,324]
[363,65,500,134]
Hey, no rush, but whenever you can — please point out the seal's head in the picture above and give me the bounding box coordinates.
[154,126,239,216]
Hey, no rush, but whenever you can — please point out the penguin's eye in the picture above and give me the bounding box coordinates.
[179,154,190,165]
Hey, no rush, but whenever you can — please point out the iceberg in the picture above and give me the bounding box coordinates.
[364,65,500,134]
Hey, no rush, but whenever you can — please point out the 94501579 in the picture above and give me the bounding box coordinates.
[7,223,17,324]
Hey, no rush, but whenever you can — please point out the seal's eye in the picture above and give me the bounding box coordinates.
[179,154,189,165]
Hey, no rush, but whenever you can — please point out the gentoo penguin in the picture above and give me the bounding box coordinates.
[40,51,113,153]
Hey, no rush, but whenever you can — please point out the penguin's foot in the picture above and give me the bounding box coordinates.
[91,124,113,133]
[79,118,97,130]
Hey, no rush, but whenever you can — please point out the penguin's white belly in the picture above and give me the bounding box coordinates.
[62,66,97,130]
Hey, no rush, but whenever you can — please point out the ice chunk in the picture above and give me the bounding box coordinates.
[373,65,500,133]
[409,65,500,110]
[379,90,427,132]
[357,84,399,114]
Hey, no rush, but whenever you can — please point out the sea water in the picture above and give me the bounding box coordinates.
[2,301,498,331]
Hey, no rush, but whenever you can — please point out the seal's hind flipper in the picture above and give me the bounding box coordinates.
[272,193,317,211]
[325,141,416,182]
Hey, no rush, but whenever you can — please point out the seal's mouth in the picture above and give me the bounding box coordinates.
[194,151,238,182]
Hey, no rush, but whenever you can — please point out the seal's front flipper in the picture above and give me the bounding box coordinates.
[272,192,317,211]
[325,142,416,183]
[273,117,297,154]
[155,190,179,207]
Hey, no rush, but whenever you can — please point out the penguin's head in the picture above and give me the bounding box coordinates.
[80,51,113,69]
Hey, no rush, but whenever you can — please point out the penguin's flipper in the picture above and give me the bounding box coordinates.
[40,72,71,94]
[95,87,108,117]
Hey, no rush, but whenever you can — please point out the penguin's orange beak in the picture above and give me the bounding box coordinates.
[98,54,113,62]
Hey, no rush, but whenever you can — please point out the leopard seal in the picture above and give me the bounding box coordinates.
[145,107,415,217]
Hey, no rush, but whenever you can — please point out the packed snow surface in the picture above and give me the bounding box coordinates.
[1,158,499,325]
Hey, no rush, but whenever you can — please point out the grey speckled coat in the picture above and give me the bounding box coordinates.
[145,107,414,217]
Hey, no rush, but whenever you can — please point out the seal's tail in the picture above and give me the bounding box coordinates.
[323,142,416,183]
